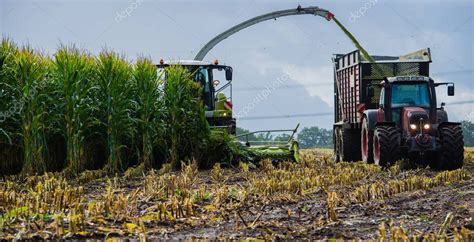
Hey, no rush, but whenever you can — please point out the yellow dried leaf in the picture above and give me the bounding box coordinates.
[125,223,138,231]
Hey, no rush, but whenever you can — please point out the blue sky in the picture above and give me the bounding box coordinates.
[1,0,473,131]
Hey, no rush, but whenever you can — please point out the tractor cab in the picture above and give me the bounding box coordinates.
[372,76,455,129]
[156,59,236,134]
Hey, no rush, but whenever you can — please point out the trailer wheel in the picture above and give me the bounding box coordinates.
[433,125,464,170]
[373,126,400,168]
[333,127,341,162]
[361,118,374,163]
[335,128,361,162]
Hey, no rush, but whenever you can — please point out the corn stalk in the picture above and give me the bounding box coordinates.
[162,65,209,168]
[9,46,52,174]
[96,51,135,174]
[133,57,162,168]
[52,46,96,173]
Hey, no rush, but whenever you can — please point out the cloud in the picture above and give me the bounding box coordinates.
[284,64,334,107]
[249,52,335,107]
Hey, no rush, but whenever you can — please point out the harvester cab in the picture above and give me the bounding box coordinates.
[157,60,236,134]
[333,48,464,170]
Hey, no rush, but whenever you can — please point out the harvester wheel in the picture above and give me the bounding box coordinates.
[373,126,400,168]
[433,125,464,170]
[361,117,374,163]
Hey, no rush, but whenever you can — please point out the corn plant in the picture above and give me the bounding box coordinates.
[96,51,135,173]
[161,65,209,168]
[133,57,162,168]
[0,39,17,145]
[8,46,52,174]
[52,46,96,173]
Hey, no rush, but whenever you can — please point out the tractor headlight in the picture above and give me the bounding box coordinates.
[410,124,417,130]
[423,124,430,130]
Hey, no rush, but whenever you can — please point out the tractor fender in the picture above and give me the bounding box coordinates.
[436,110,449,123]
[363,110,396,132]
[438,121,461,128]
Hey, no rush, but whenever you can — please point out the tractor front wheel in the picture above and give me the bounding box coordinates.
[433,125,464,170]
[373,126,400,168]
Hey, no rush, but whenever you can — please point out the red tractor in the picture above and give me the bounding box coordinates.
[333,48,463,170]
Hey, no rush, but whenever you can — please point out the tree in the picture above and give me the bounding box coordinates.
[297,126,332,148]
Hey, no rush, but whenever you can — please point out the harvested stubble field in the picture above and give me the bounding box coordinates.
[0,148,473,240]
[0,149,474,241]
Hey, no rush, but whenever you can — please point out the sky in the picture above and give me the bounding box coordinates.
[1,0,473,131]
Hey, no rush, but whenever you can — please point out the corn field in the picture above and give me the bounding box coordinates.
[0,39,220,176]
[1,38,473,240]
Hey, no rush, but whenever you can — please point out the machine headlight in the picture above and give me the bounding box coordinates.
[423,124,430,130]
[410,124,417,130]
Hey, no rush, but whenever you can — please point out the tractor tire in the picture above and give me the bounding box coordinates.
[433,125,464,170]
[335,128,361,162]
[373,126,400,168]
[361,117,374,163]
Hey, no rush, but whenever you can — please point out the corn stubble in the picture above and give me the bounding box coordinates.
[0,149,471,239]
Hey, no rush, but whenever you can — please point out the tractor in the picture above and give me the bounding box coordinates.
[333,48,464,170]
[157,59,236,135]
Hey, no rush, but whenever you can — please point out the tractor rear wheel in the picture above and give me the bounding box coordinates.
[361,118,374,163]
[373,126,400,168]
[433,125,464,170]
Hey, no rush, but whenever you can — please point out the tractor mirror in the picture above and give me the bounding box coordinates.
[225,68,233,81]
[366,86,374,97]
[213,80,220,87]
[447,85,455,96]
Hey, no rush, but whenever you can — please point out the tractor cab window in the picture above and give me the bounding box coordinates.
[391,83,430,108]
[379,88,385,108]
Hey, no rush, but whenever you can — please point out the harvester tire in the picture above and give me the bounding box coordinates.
[433,125,464,170]
[336,128,361,162]
[373,126,400,168]
[361,117,374,164]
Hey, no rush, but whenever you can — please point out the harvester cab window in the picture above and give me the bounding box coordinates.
[391,83,430,108]
[194,67,213,110]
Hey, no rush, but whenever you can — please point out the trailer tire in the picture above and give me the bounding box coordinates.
[334,127,341,162]
[373,126,400,168]
[361,118,374,163]
[433,125,464,170]
[335,128,361,162]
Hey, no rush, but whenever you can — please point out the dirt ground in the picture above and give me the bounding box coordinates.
[0,148,473,240]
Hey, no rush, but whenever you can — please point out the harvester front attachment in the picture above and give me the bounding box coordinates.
[236,124,300,163]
